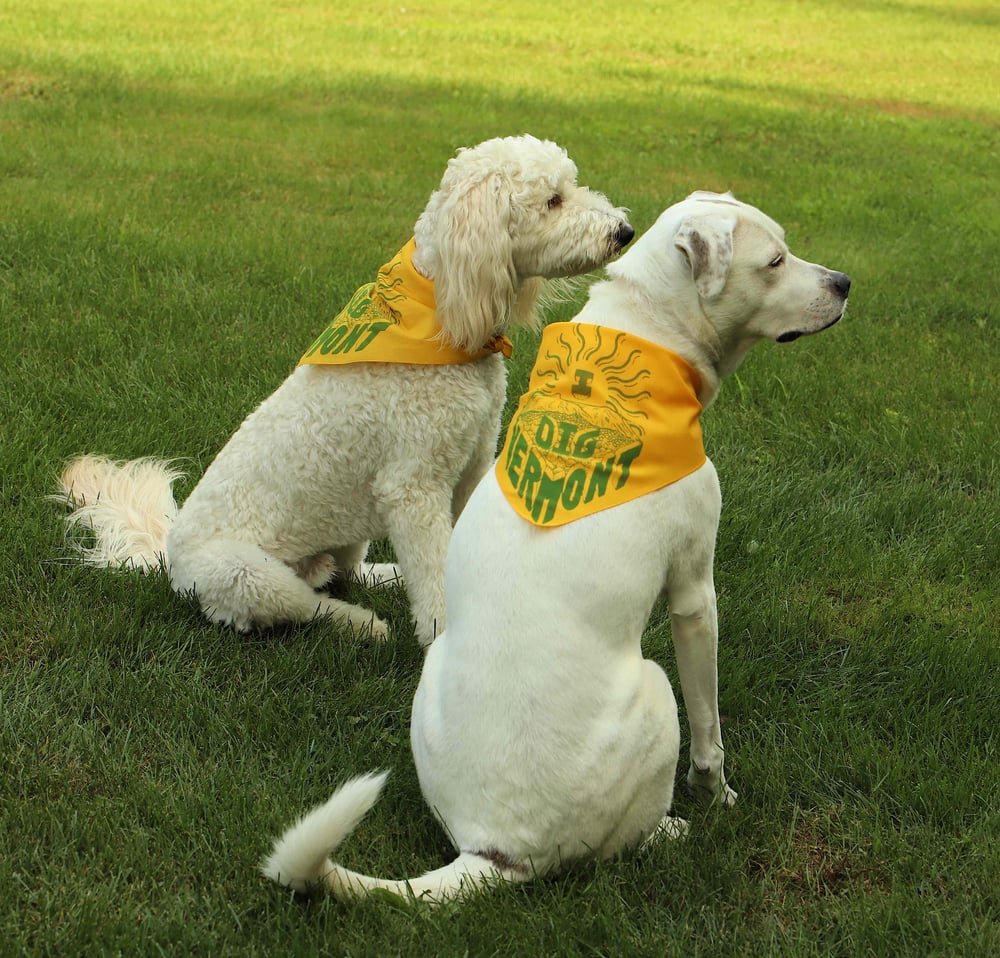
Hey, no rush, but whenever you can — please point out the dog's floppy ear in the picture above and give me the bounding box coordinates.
[429,172,517,352]
[674,214,734,299]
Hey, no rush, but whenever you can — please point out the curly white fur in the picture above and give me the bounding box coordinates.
[55,135,633,645]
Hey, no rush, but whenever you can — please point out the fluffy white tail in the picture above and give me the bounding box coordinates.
[261,771,520,907]
[54,455,183,571]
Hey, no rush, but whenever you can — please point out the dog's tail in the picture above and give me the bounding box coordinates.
[262,771,522,907]
[53,454,183,572]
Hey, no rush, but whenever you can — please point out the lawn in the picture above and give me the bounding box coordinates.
[1,1,998,955]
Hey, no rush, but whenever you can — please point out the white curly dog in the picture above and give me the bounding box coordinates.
[55,135,634,645]
[262,192,851,904]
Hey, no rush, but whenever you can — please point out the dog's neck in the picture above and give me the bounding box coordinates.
[577,278,726,410]
[496,321,707,527]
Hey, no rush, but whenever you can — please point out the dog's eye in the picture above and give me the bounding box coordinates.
[768,254,785,269]
[547,194,563,210]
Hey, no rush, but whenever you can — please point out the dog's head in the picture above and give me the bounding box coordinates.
[610,191,850,383]
[414,135,634,353]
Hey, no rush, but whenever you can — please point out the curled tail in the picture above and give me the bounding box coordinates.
[54,454,183,572]
[261,771,522,907]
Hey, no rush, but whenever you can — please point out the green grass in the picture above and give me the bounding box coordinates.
[1,1,998,954]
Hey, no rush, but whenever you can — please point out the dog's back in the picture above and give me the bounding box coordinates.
[411,461,696,872]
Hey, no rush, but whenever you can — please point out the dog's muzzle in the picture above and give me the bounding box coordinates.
[777,271,851,343]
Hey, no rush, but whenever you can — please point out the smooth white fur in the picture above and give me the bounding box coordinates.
[55,135,632,645]
[262,192,851,905]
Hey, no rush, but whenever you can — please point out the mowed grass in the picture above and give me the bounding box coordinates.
[1,1,998,955]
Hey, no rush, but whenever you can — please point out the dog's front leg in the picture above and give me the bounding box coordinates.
[451,425,501,524]
[670,592,738,807]
[380,485,452,648]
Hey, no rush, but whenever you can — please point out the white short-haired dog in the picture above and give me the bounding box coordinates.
[56,135,634,645]
[262,192,850,904]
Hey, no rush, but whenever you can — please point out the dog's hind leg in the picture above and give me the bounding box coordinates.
[169,539,389,639]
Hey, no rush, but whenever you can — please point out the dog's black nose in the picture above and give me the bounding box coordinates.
[613,223,635,249]
[829,271,851,298]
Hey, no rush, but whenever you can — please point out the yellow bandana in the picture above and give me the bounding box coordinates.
[298,239,512,367]
[496,323,706,527]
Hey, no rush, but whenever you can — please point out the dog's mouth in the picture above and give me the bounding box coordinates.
[776,310,845,344]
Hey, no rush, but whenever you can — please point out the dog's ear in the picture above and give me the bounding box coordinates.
[674,214,734,299]
[428,173,517,352]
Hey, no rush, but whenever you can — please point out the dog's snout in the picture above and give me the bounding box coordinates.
[613,222,635,250]
[828,271,851,299]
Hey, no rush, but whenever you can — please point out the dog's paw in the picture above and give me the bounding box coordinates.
[355,562,404,588]
[411,610,446,649]
[640,815,690,851]
[366,615,391,642]
[344,612,390,643]
[657,816,690,841]
[717,783,738,807]
[686,763,738,808]
[298,553,339,589]
[315,598,390,642]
